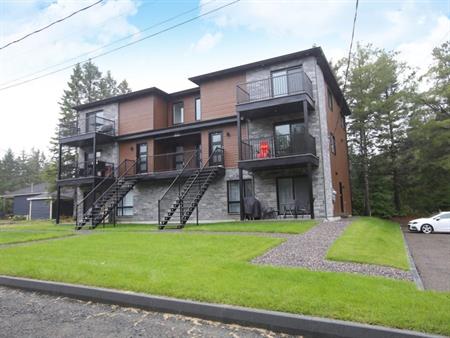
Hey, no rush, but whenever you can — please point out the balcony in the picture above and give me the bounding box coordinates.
[239,133,318,171]
[59,116,116,146]
[58,160,115,185]
[236,71,314,116]
[133,149,224,180]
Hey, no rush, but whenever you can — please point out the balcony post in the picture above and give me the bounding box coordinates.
[55,143,63,224]
[307,163,315,219]
[302,100,310,152]
[237,112,245,221]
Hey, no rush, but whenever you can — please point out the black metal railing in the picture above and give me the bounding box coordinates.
[59,160,115,179]
[59,116,115,138]
[141,150,202,174]
[236,71,313,104]
[157,147,224,226]
[241,133,316,161]
[75,159,137,227]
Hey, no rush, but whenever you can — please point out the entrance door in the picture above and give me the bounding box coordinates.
[274,121,305,156]
[136,143,148,173]
[209,132,223,166]
[277,177,310,213]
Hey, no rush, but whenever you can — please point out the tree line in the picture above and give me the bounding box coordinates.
[335,41,449,217]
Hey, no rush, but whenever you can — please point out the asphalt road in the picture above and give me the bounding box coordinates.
[402,225,450,292]
[0,286,296,338]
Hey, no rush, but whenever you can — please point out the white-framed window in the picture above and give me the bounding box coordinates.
[195,98,201,120]
[117,191,133,216]
[173,102,184,124]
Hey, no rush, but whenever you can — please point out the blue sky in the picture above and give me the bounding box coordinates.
[0,0,449,154]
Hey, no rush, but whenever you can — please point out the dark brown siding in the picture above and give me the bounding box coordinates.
[119,96,154,135]
[326,86,352,216]
[200,73,245,120]
[119,139,154,170]
[153,95,168,130]
[201,124,238,168]
[167,93,199,127]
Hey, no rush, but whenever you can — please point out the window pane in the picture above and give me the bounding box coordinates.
[195,98,201,120]
[275,124,290,136]
[122,191,134,207]
[278,178,294,211]
[122,207,133,216]
[228,181,239,202]
[229,202,240,214]
[173,102,184,124]
[272,69,287,97]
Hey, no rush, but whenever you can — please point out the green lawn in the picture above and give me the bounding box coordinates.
[0,231,74,244]
[326,217,409,270]
[0,231,449,335]
[184,220,317,234]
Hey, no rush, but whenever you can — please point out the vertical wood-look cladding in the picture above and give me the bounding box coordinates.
[200,73,245,120]
[201,124,238,168]
[119,96,154,135]
[326,87,352,216]
[153,95,168,130]
[167,92,199,127]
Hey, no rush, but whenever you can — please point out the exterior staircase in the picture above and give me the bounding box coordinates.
[158,148,223,229]
[75,159,138,230]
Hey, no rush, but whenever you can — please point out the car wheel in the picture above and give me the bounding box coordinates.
[421,224,433,234]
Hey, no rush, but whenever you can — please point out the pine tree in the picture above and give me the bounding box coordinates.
[47,61,132,190]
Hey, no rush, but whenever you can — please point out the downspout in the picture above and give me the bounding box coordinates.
[313,61,329,220]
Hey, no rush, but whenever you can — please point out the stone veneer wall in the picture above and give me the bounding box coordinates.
[244,56,333,218]
[77,103,120,167]
[121,168,252,223]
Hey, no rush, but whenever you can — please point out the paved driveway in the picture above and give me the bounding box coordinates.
[0,287,293,338]
[401,225,450,292]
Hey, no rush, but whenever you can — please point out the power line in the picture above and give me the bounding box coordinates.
[333,0,359,135]
[0,0,240,92]
[1,0,160,62]
[0,0,218,88]
[342,0,359,94]
[0,0,105,51]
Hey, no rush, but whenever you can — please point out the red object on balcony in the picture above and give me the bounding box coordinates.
[257,140,270,158]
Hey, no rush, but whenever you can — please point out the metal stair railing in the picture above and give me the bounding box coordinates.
[158,147,224,228]
[157,150,200,227]
[75,159,139,229]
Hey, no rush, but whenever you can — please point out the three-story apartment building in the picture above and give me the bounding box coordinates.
[55,47,352,228]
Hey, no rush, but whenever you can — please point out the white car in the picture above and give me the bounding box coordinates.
[408,212,450,234]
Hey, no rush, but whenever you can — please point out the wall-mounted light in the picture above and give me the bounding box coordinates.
[226,132,231,137]
[130,146,134,151]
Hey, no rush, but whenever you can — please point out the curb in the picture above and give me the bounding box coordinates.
[401,228,425,290]
[0,275,441,338]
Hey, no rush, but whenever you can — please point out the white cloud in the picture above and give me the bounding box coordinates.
[190,32,223,53]
[200,0,351,38]
[0,0,139,154]
[397,15,450,75]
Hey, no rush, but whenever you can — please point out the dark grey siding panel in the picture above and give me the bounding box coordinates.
[30,200,50,220]
[13,196,30,216]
